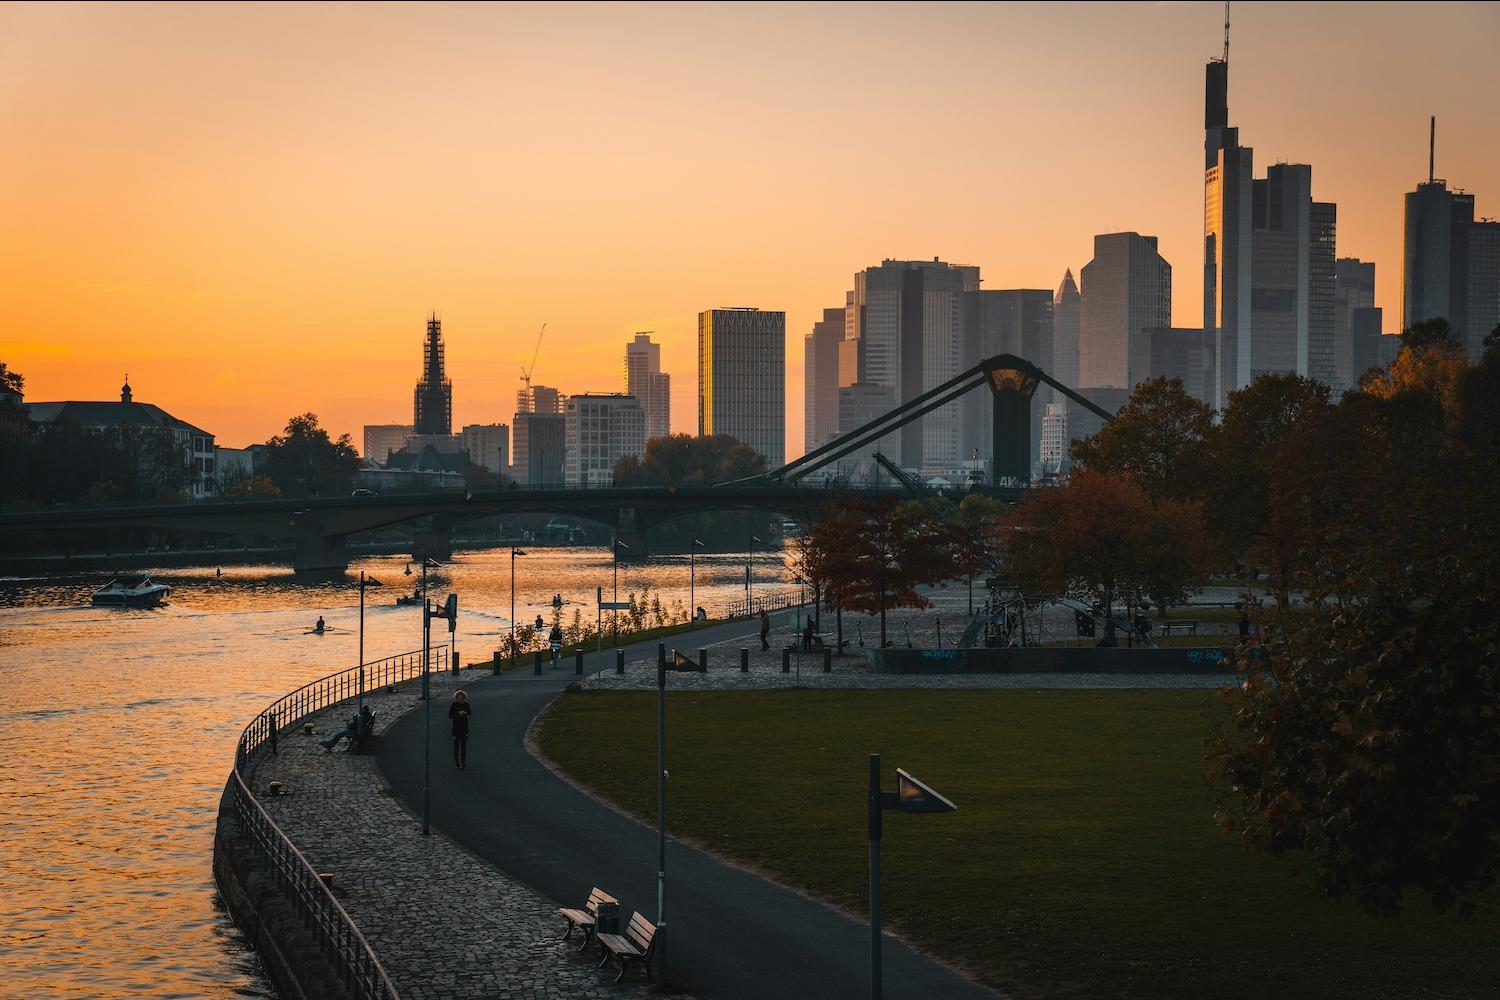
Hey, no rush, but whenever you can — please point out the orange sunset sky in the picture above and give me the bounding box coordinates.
[3,1,1498,456]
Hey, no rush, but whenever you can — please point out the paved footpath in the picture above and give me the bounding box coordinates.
[379,610,1006,1000]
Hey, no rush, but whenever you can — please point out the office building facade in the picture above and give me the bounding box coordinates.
[804,307,843,453]
[1052,269,1082,393]
[841,258,980,468]
[511,411,565,487]
[1204,57,1255,409]
[460,423,509,476]
[1132,327,1212,404]
[564,394,645,486]
[1334,259,1377,393]
[698,307,785,467]
[624,333,671,442]
[363,424,413,464]
[1079,233,1171,390]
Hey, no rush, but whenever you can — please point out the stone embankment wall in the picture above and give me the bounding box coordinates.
[214,781,355,1000]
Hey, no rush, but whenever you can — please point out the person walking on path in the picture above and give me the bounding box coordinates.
[449,690,472,769]
[759,609,770,650]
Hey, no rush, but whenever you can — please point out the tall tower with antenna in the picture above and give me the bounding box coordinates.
[1203,0,1252,409]
[413,313,453,435]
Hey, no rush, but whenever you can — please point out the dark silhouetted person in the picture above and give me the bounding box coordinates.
[759,609,770,650]
[314,616,325,634]
[449,690,471,769]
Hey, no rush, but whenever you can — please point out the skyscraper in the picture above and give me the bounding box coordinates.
[1204,56,1254,409]
[698,307,785,467]
[1246,164,1337,386]
[1334,258,1377,393]
[516,385,563,415]
[413,314,453,435]
[1401,118,1499,357]
[1052,269,1081,392]
[624,333,671,442]
[804,307,843,453]
[1132,328,1212,404]
[842,258,980,468]
[961,289,1053,474]
[363,424,413,464]
[1079,233,1171,389]
[511,411,565,487]
[460,423,509,476]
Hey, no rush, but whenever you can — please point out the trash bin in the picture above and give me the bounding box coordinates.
[594,900,621,936]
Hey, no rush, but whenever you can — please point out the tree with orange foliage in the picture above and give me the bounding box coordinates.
[813,498,961,648]
[1002,470,1208,643]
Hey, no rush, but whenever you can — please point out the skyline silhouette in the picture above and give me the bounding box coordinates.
[4,1,1498,455]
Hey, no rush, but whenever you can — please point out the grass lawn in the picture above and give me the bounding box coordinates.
[535,689,1500,1000]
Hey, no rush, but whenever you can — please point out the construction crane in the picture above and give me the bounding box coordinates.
[519,323,547,399]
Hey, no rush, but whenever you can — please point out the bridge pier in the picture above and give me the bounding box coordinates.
[992,382,1035,486]
[293,531,348,574]
[412,528,453,563]
[614,507,649,558]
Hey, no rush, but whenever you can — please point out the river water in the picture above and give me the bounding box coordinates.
[0,547,788,999]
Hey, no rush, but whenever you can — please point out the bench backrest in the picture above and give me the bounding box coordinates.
[586,886,619,916]
[626,911,656,953]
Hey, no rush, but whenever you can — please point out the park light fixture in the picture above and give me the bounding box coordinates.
[867,754,956,1000]
[656,646,708,985]
[418,556,443,836]
[356,572,383,729]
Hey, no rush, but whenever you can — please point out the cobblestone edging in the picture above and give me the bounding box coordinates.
[225,665,672,1000]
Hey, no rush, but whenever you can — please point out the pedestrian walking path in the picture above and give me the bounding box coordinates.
[377,611,1004,1000]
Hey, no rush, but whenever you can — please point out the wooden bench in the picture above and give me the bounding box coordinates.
[1158,619,1199,636]
[558,886,618,952]
[597,911,656,983]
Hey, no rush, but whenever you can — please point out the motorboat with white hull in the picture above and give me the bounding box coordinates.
[92,575,172,608]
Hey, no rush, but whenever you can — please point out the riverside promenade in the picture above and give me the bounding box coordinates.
[377,609,1005,1000]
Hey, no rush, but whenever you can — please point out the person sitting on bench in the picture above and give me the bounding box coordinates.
[321,705,376,751]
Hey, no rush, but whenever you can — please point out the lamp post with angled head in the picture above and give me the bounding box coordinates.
[613,538,629,646]
[510,548,527,668]
[357,571,382,729]
[746,534,763,612]
[420,557,442,836]
[657,648,707,986]
[689,538,704,629]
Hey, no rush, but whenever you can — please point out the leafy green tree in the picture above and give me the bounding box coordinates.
[262,412,359,498]
[0,361,23,394]
[1068,377,1212,503]
[612,433,765,485]
[1202,372,1330,584]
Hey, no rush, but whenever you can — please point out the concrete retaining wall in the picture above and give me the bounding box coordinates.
[866,645,1236,674]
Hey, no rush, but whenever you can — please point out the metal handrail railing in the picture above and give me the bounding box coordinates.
[725,589,804,620]
[227,644,448,1000]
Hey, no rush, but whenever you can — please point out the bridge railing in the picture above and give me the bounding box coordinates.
[227,644,447,1000]
[724,589,805,619]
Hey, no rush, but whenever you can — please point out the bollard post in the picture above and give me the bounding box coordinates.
[824,647,832,673]
[740,648,749,672]
[782,647,790,673]
[616,649,625,674]
[698,648,707,670]
[533,650,544,675]
[575,649,584,675]
[492,650,502,676]
[658,643,666,668]
[452,651,460,676]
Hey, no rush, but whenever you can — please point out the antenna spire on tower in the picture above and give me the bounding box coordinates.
[1429,115,1436,184]
[1223,1,1231,63]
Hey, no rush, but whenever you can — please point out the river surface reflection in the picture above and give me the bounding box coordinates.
[0,546,787,998]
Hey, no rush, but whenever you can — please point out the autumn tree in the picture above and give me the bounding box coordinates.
[611,433,765,485]
[262,413,360,498]
[0,361,23,394]
[952,493,1007,614]
[227,474,282,499]
[1068,376,1213,503]
[1002,470,1209,643]
[815,498,960,648]
[1209,343,1500,917]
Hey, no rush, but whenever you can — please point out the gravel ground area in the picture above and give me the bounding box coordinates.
[250,666,685,1000]
[581,589,1238,692]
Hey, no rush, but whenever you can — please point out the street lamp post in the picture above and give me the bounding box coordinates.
[420,557,442,836]
[689,538,704,629]
[867,754,957,1000]
[746,534,762,612]
[510,547,527,668]
[613,538,630,646]
[657,648,707,985]
[357,571,383,732]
